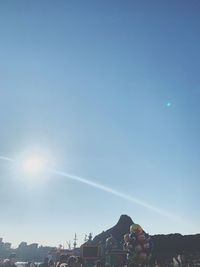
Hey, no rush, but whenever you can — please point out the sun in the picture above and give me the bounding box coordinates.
[10,147,56,187]
[15,154,49,187]
[22,156,47,175]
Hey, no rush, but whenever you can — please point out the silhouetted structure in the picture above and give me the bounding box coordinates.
[0,215,199,262]
[92,215,134,246]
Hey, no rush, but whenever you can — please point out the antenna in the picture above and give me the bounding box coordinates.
[73,233,77,249]
[84,234,88,242]
[88,233,92,241]
[67,241,71,250]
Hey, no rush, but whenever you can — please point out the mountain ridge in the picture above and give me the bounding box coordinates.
[92,214,200,256]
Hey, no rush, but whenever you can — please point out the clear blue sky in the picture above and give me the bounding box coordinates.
[0,0,200,247]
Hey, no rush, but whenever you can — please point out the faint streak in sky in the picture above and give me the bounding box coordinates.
[0,156,15,162]
[50,169,184,224]
[0,155,196,229]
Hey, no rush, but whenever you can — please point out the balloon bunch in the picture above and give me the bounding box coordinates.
[123,224,153,266]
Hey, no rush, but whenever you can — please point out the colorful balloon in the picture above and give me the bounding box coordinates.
[139,252,147,261]
[135,244,142,253]
[143,242,150,250]
[137,233,146,244]
[130,224,143,235]
[124,225,153,266]
[124,233,130,242]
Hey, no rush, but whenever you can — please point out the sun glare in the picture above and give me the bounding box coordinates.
[22,156,47,175]
[12,148,53,187]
